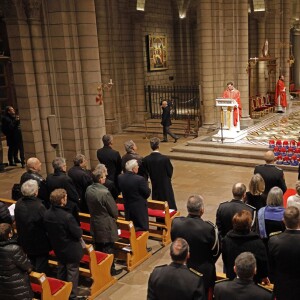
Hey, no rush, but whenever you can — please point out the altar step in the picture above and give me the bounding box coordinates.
[123,119,198,137]
[169,140,298,172]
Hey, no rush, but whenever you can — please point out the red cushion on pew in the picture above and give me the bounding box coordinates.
[81,251,108,264]
[31,277,65,295]
[148,208,178,218]
[119,229,144,239]
[117,203,125,211]
[80,222,90,232]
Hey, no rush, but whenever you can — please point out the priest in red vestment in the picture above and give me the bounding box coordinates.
[223,81,241,127]
[275,75,287,112]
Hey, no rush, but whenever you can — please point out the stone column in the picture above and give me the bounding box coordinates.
[3,0,49,172]
[293,25,300,89]
[197,0,223,129]
[25,0,56,172]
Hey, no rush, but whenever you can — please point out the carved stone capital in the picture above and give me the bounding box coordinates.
[1,0,26,20]
[24,0,41,21]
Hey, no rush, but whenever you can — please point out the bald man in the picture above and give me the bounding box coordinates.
[161,100,179,143]
[20,157,48,205]
[254,151,287,196]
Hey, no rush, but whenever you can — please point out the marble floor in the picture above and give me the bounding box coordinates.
[0,132,298,300]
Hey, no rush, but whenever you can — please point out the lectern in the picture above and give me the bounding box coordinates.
[215,98,240,133]
[212,98,246,143]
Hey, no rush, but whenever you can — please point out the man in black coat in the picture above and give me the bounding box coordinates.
[161,100,179,143]
[20,157,48,206]
[214,252,272,300]
[118,159,151,231]
[1,106,25,167]
[96,134,122,190]
[171,195,220,295]
[0,202,12,224]
[44,188,83,300]
[121,140,148,180]
[216,182,256,239]
[268,206,300,300]
[15,179,50,274]
[254,150,287,195]
[68,154,93,212]
[46,157,80,221]
[147,238,205,300]
[143,137,177,210]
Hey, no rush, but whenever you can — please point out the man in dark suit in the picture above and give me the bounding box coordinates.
[46,157,80,222]
[216,183,256,239]
[147,238,205,300]
[96,134,122,190]
[143,137,177,210]
[68,154,93,212]
[20,157,48,206]
[254,150,287,195]
[44,188,84,300]
[46,157,80,206]
[118,159,151,231]
[171,195,220,295]
[161,100,179,143]
[214,252,272,300]
[14,179,50,274]
[268,206,300,300]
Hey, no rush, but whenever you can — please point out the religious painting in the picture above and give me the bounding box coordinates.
[147,35,168,71]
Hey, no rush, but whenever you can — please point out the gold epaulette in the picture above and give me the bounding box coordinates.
[189,268,203,277]
[269,231,282,237]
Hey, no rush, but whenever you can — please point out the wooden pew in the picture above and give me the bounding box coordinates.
[114,219,152,271]
[0,197,16,205]
[79,214,152,272]
[30,271,72,300]
[116,197,180,246]
[49,244,116,299]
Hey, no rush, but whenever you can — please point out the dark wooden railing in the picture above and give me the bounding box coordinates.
[145,85,200,120]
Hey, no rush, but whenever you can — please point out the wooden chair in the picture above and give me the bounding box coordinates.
[114,219,152,271]
[147,199,180,246]
[30,271,72,300]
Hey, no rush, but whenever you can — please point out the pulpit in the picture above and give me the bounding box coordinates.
[212,98,246,143]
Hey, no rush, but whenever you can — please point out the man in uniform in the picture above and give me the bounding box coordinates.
[268,206,300,300]
[214,252,272,300]
[254,151,287,196]
[171,195,219,296]
[216,183,256,239]
[147,238,205,300]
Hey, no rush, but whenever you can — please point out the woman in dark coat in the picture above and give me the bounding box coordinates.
[222,210,269,284]
[0,223,33,300]
[245,173,267,211]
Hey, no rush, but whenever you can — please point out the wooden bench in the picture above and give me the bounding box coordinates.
[116,197,180,246]
[30,271,72,300]
[114,219,151,271]
[49,244,116,299]
[79,213,152,272]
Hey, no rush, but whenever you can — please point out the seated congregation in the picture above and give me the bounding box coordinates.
[1,137,300,300]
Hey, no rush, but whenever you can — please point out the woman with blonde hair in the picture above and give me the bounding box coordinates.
[246,173,267,211]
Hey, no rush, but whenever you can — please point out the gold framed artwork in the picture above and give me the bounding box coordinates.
[147,35,168,71]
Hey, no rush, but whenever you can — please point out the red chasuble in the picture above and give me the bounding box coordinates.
[223,88,241,126]
[275,79,287,108]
